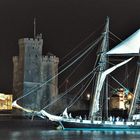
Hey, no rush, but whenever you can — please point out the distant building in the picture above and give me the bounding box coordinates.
[109,88,133,111]
[0,93,12,110]
[13,34,59,113]
[110,88,126,110]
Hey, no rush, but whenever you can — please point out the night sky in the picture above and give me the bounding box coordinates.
[0,0,140,93]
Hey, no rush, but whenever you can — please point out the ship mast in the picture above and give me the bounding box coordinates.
[129,55,140,119]
[89,17,109,120]
[34,18,36,39]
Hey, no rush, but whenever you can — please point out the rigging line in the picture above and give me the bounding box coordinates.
[68,71,96,109]
[59,48,94,89]
[97,81,119,110]
[62,75,93,110]
[17,83,56,101]
[109,74,130,92]
[101,84,128,108]
[42,69,96,110]
[13,84,39,101]
[90,44,105,97]
[106,82,116,91]
[100,84,116,110]
[42,72,93,110]
[42,67,98,110]
[13,81,41,99]
[14,35,103,102]
[109,36,118,43]
[106,82,117,93]
[59,43,92,70]
[68,72,96,108]
[66,74,94,108]
[106,60,116,66]
[60,23,104,62]
[59,37,99,70]
[15,83,40,101]
[109,31,122,41]
[83,43,101,105]
[122,67,136,85]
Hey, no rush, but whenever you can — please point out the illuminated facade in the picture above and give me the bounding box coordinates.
[0,93,13,110]
[110,88,133,110]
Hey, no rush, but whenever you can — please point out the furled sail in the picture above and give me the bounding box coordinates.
[39,110,63,121]
[107,29,140,55]
[12,101,34,113]
[12,100,63,120]
[91,57,133,115]
[89,17,110,118]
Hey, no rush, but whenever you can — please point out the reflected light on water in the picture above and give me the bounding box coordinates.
[1,129,140,140]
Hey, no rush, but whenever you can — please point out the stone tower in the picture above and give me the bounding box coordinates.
[13,35,59,112]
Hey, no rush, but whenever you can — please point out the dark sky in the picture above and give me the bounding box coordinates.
[0,0,140,93]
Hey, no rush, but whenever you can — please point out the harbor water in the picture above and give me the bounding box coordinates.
[0,119,140,140]
[1,129,140,140]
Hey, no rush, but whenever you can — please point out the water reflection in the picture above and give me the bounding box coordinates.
[1,129,140,140]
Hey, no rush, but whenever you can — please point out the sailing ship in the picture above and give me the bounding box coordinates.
[12,17,140,130]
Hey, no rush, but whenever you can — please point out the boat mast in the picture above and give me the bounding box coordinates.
[34,18,36,39]
[129,55,140,119]
[103,20,109,120]
[89,17,109,120]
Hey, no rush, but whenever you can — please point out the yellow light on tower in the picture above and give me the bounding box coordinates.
[127,93,133,100]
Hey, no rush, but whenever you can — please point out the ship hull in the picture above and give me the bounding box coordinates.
[59,120,140,130]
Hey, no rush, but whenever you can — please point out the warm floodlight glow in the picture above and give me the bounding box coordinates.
[0,93,13,110]
[86,93,91,100]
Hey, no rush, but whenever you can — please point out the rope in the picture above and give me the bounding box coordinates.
[109,36,118,43]
[109,74,130,93]
[14,36,103,102]
[122,67,136,85]
[109,31,122,41]
[67,75,93,108]
[60,23,104,62]
[59,37,99,70]
[15,84,39,101]
[59,48,95,89]
[67,72,96,109]
[100,83,116,110]
[41,68,97,110]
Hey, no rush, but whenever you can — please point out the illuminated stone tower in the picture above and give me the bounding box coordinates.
[13,34,59,112]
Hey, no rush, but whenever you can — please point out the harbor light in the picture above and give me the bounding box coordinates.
[86,93,91,100]
[127,93,133,100]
